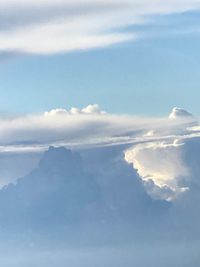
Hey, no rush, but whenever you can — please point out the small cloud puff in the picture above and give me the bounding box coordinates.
[44,104,105,117]
[169,107,194,120]
[44,108,68,116]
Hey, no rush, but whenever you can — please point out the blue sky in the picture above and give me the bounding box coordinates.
[0,2,200,116]
[0,4,200,265]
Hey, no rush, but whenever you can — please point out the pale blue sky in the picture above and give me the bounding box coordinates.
[0,9,200,116]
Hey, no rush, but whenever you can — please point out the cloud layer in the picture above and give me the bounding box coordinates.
[0,104,199,202]
[1,0,200,54]
[0,104,195,150]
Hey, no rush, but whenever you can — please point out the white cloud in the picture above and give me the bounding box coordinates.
[0,105,199,201]
[44,104,105,116]
[124,107,200,201]
[169,107,194,120]
[0,0,200,54]
[0,105,195,149]
[44,108,69,117]
[80,104,105,115]
[125,140,189,201]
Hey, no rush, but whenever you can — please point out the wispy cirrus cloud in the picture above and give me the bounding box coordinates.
[0,0,200,54]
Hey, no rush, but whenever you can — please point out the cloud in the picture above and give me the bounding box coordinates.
[0,105,200,259]
[169,107,194,120]
[124,107,200,201]
[0,0,200,54]
[0,105,195,151]
[0,104,200,202]
[0,145,169,237]
[44,104,105,116]
[125,140,189,201]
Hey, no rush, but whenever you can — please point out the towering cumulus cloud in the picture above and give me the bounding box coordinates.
[125,140,189,201]
[125,107,200,201]
[0,106,199,266]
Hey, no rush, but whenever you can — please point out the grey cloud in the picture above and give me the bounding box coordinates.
[0,143,199,250]
[0,146,169,235]
[0,2,124,32]
[0,127,198,266]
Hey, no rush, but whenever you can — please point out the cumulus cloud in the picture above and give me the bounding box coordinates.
[44,104,105,116]
[124,107,200,201]
[125,140,189,201]
[0,104,199,202]
[125,140,186,186]
[169,107,194,120]
[0,0,200,54]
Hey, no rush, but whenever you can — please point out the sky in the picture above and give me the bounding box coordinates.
[0,1,200,115]
[0,2,200,266]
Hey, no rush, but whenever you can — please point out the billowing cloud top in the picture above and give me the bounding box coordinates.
[169,107,194,120]
[125,139,189,201]
[125,107,200,201]
[44,104,105,116]
[1,0,200,54]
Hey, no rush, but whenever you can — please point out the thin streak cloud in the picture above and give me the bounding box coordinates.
[0,0,200,54]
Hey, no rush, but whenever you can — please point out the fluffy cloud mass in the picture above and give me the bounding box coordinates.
[44,104,105,116]
[125,140,189,201]
[125,108,200,201]
[0,0,200,54]
[0,104,199,202]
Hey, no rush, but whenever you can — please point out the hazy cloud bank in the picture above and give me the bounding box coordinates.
[0,105,196,150]
[0,105,199,202]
